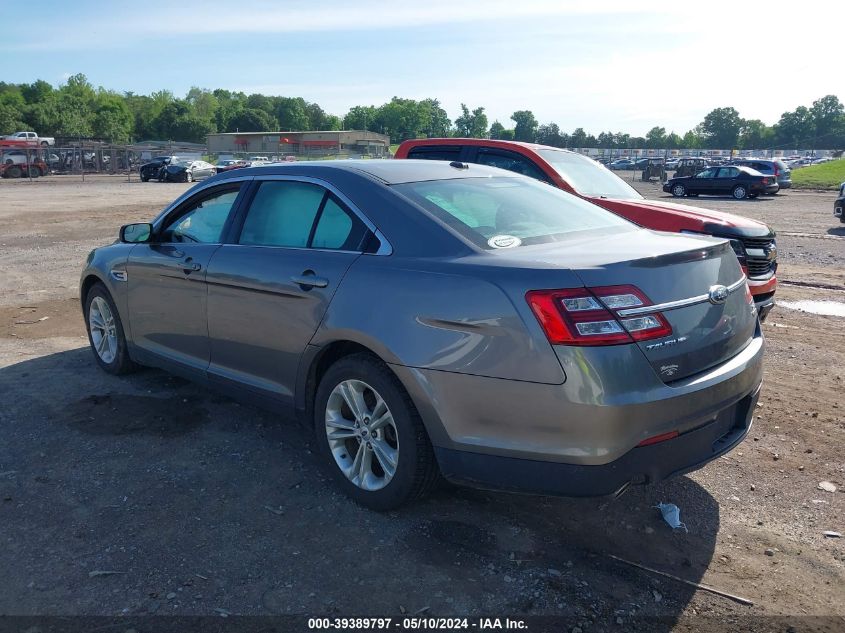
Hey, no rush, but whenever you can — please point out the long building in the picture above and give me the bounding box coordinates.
[206,130,390,157]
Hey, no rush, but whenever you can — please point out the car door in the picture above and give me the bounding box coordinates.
[714,166,740,194]
[205,177,371,404]
[125,183,246,376]
[688,167,716,194]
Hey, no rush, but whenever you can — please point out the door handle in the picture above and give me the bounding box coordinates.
[291,270,328,289]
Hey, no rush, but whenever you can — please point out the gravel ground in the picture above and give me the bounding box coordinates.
[0,175,842,631]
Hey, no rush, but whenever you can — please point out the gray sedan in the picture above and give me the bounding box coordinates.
[80,161,763,509]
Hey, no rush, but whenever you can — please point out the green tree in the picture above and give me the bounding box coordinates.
[536,122,564,147]
[229,107,276,132]
[645,126,666,149]
[774,106,815,148]
[570,127,588,147]
[681,130,701,149]
[699,107,743,148]
[277,97,309,130]
[420,98,451,136]
[810,95,845,147]
[0,103,27,135]
[454,104,487,138]
[738,119,772,149]
[489,120,505,139]
[344,105,377,130]
[511,110,538,142]
[92,92,133,142]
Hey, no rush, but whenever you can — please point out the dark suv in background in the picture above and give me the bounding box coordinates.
[731,159,791,191]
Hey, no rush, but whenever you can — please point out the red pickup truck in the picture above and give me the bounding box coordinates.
[395,139,777,319]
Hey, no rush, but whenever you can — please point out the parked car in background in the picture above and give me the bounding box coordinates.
[215,159,248,173]
[80,160,763,509]
[395,139,778,318]
[139,156,175,182]
[664,165,779,199]
[608,158,636,170]
[664,158,680,170]
[835,182,845,224]
[161,159,216,182]
[731,159,791,191]
[0,151,48,177]
[2,131,55,146]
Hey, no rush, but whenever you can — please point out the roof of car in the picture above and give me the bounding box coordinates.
[215,159,519,185]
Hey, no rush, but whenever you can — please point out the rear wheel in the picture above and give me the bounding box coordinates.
[732,185,748,200]
[314,353,438,510]
[27,165,40,178]
[5,166,22,178]
[84,283,138,375]
[671,183,686,197]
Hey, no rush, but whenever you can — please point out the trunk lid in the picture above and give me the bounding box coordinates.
[496,228,757,382]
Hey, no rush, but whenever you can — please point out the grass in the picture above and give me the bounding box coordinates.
[791,158,845,189]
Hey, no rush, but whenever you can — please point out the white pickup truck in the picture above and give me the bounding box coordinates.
[2,131,55,146]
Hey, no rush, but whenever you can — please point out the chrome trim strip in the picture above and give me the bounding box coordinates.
[617,276,746,317]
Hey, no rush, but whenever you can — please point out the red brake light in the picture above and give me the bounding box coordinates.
[762,177,769,184]
[526,285,672,346]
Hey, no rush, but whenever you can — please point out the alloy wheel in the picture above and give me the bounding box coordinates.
[88,296,117,364]
[325,379,399,491]
[672,184,685,197]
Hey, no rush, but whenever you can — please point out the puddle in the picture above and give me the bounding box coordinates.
[779,300,845,317]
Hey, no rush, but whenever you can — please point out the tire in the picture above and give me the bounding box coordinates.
[185,171,193,183]
[671,183,687,197]
[732,185,748,200]
[27,166,40,178]
[5,166,22,179]
[83,283,138,375]
[314,353,438,510]
[141,175,149,182]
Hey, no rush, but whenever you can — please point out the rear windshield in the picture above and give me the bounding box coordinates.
[536,150,644,200]
[394,176,632,249]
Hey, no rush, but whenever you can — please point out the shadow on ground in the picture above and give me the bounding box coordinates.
[0,348,722,628]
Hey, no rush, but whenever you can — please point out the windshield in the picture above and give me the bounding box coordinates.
[537,150,643,200]
[394,176,632,249]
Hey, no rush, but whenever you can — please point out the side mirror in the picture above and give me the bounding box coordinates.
[120,223,153,243]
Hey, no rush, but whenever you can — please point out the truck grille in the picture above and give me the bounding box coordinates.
[742,236,776,279]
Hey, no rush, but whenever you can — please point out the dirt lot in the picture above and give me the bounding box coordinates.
[0,175,843,631]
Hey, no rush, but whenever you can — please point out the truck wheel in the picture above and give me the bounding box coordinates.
[5,166,22,178]
[27,166,40,178]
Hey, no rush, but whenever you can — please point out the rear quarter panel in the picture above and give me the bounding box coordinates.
[312,255,568,385]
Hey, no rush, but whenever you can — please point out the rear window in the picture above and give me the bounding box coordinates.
[394,176,631,249]
[774,160,789,172]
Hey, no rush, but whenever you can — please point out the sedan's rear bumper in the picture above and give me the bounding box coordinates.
[394,325,764,497]
[436,383,758,497]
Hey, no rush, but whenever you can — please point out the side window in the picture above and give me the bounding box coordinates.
[160,187,241,243]
[311,196,368,250]
[476,151,550,183]
[407,146,462,161]
[239,181,325,247]
[696,168,717,178]
[716,167,739,178]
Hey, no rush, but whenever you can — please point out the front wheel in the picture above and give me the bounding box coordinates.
[732,185,748,200]
[671,183,687,197]
[314,353,438,510]
[84,283,138,375]
[185,171,193,183]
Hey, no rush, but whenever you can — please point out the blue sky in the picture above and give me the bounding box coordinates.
[2,1,840,136]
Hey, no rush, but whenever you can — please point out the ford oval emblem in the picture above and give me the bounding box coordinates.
[708,284,729,305]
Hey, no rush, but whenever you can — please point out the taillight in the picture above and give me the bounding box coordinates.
[762,177,769,185]
[526,285,672,346]
[774,166,780,177]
